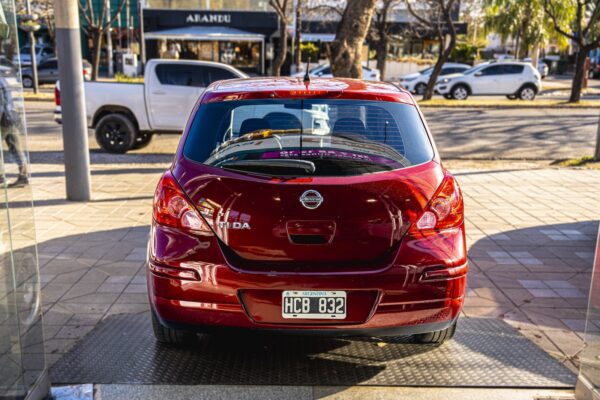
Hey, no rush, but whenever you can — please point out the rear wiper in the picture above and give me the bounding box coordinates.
[218,159,316,174]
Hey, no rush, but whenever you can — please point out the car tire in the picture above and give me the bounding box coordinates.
[151,310,196,345]
[506,95,517,100]
[451,85,469,100]
[22,76,33,88]
[413,320,457,345]
[415,82,427,95]
[131,132,154,150]
[95,113,137,154]
[517,85,537,101]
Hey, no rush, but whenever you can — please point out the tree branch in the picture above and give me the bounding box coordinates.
[78,0,94,28]
[102,0,128,33]
[543,0,577,42]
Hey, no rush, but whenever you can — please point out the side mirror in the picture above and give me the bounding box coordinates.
[317,72,323,76]
[474,71,483,77]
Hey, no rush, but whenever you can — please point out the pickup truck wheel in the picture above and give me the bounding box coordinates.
[95,114,136,154]
[131,132,153,150]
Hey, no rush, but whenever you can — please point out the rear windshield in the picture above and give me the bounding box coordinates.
[183,99,434,177]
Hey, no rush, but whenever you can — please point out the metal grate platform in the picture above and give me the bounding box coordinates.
[50,313,575,387]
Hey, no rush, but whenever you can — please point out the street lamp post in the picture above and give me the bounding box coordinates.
[54,0,92,201]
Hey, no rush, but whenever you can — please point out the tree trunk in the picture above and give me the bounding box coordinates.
[570,47,587,103]
[531,43,540,68]
[423,10,457,101]
[91,30,103,81]
[295,3,302,72]
[594,111,600,161]
[375,35,388,81]
[272,19,287,76]
[329,0,377,78]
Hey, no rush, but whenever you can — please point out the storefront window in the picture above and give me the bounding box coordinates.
[219,42,260,71]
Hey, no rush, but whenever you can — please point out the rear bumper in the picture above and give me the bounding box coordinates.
[148,261,467,334]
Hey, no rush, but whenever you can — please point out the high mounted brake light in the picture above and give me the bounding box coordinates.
[415,175,464,231]
[153,172,212,234]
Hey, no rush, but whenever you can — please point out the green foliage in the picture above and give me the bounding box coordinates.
[300,42,319,62]
[483,0,569,56]
[450,41,480,64]
[115,73,144,83]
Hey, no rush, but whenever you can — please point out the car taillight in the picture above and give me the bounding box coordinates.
[54,86,60,106]
[415,175,463,231]
[153,172,212,234]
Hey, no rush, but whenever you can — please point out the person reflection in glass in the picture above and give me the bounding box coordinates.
[0,76,28,188]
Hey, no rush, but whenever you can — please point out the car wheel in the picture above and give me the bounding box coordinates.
[22,76,33,88]
[518,85,536,101]
[451,85,469,100]
[413,320,457,345]
[415,82,427,95]
[506,95,517,100]
[95,113,136,154]
[151,310,196,345]
[131,132,154,150]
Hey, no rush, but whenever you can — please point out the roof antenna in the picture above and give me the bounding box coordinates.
[303,57,311,83]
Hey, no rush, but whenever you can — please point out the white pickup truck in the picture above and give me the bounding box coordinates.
[54,59,247,153]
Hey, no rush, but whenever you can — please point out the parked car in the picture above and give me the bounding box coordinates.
[148,76,467,345]
[54,59,248,153]
[523,57,549,78]
[13,45,54,67]
[21,58,91,88]
[291,64,381,81]
[435,61,542,100]
[399,63,471,94]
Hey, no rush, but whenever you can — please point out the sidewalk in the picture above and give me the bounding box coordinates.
[31,161,598,375]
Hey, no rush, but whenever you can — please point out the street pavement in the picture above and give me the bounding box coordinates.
[15,101,600,379]
[24,101,599,161]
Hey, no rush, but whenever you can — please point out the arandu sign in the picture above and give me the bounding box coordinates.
[185,13,232,24]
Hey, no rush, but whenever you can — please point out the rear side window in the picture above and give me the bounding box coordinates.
[501,65,525,74]
[479,65,503,76]
[202,67,238,86]
[155,64,204,87]
[184,99,434,177]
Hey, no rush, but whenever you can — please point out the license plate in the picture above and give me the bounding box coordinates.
[282,290,346,319]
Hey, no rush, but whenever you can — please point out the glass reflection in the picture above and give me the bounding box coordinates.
[579,228,600,392]
[0,0,46,398]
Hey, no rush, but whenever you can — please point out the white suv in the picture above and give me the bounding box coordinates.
[400,63,470,95]
[435,61,542,100]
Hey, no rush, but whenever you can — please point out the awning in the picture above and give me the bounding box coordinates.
[145,26,265,42]
[300,33,335,43]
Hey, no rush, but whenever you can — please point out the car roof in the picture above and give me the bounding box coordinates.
[444,62,470,67]
[204,77,413,104]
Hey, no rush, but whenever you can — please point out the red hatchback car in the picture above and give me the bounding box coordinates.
[148,77,467,345]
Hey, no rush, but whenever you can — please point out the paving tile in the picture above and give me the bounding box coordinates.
[555,288,586,298]
[28,159,600,375]
[518,280,547,289]
[527,289,558,298]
